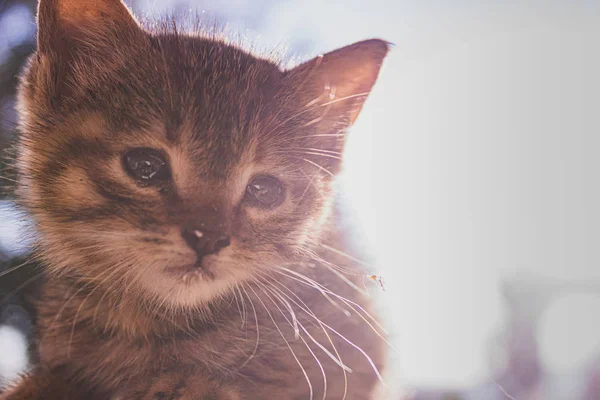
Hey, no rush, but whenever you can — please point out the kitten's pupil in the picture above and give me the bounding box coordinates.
[245,175,285,208]
[123,148,170,183]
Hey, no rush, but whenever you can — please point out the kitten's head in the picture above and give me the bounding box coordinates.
[17,0,388,307]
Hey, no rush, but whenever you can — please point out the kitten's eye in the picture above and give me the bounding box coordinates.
[245,175,285,208]
[123,148,170,183]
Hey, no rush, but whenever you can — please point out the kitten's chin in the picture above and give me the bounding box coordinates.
[149,274,235,308]
[142,258,247,308]
[165,261,217,283]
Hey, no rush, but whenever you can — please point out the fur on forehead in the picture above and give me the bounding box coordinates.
[22,0,389,176]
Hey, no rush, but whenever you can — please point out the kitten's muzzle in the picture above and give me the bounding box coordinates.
[181,225,230,261]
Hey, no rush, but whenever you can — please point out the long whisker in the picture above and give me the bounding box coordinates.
[238,282,260,369]
[238,284,248,328]
[244,284,314,400]
[276,268,351,316]
[294,157,334,178]
[322,263,369,296]
[262,107,320,139]
[0,271,44,305]
[286,147,343,156]
[232,283,244,328]
[319,91,371,107]
[261,274,352,371]
[0,175,18,183]
[267,271,386,386]
[303,86,335,127]
[280,133,346,142]
[285,151,342,161]
[260,272,357,396]
[276,268,390,339]
[320,244,372,268]
[254,278,327,400]
[275,269,402,377]
[0,256,40,278]
[303,249,362,276]
[298,169,317,202]
[260,275,350,400]
[256,278,299,339]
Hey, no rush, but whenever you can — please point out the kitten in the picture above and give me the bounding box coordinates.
[2,0,390,398]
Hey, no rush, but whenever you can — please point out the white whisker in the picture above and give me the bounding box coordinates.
[260,273,353,378]
[323,264,369,296]
[239,283,260,369]
[276,268,391,340]
[268,270,386,386]
[287,151,342,161]
[295,157,334,177]
[254,278,328,400]
[320,244,372,268]
[319,91,370,106]
[244,284,314,400]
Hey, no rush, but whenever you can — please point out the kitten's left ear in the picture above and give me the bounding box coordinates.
[287,39,390,126]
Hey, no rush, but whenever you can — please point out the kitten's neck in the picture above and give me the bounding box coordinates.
[42,274,234,340]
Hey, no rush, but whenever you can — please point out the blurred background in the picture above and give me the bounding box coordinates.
[1,0,600,399]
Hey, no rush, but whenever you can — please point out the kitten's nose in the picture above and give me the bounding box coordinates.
[181,227,230,258]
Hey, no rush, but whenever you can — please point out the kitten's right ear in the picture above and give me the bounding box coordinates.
[37,0,141,55]
[286,39,390,127]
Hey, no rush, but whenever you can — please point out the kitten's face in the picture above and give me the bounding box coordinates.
[17,0,388,307]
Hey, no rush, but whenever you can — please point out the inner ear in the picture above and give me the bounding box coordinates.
[287,39,390,126]
[279,39,390,175]
[37,0,141,55]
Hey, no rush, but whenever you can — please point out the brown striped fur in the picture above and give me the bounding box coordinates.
[3,0,390,398]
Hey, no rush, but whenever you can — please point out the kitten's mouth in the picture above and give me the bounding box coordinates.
[165,259,216,282]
